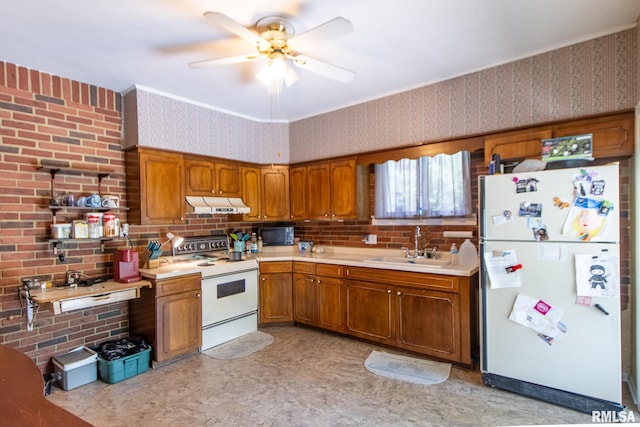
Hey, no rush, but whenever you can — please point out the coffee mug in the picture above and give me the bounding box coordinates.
[76,196,87,207]
[101,195,119,208]
[87,194,101,208]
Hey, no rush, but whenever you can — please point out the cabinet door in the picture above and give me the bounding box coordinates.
[215,161,242,197]
[317,275,345,333]
[293,273,316,325]
[484,130,553,165]
[306,162,331,220]
[289,165,307,220]
[156,289,202,363]
[330,158,358,219]
[554,114,634,158]
[233,166,261,221]
[260,166,290,221]
[184,155,215,196]
[396,286,460,361]
[259,273,293,324]
[138,149,185,224]
[345,279,394,345]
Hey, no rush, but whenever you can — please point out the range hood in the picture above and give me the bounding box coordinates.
[186,196,250,214]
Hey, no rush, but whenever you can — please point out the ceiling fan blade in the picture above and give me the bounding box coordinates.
[203,12,268,48]
[189,53,260,68]
[291,55,355,83]
[288,17,353,51]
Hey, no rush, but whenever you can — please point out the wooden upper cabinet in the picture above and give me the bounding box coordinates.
[289,166,307,220]
[306,162,331,220]
[235,165,262,221]
[484,130,553,165]
[126,147,185,225]
[330,158,357,220]
[215,161,242,197]
[553,113,634,158]
[184,155,241,197]
[293,157,358,221]
[260,165,290,221]
[484,112,634,165]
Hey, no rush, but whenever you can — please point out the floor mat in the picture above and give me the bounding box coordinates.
[364,350,451,385]
[202,331,273,360]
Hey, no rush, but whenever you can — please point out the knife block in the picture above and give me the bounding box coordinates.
[139,251,161,269]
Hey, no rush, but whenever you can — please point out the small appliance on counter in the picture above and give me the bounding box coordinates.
[113,249,141,283]
[259,226,294,246]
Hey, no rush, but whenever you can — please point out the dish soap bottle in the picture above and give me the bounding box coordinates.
[250,233,258,254]
[458,239,477,267]
[450,243,458,265]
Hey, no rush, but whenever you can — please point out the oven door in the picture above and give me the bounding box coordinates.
[201,269,258,326]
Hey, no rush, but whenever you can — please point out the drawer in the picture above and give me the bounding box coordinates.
[316,263,344,278]
[155,273,201,297]
[293,262,316,274]
[259,261,292,273]
[345,266,458,292]
[53,288,138,314]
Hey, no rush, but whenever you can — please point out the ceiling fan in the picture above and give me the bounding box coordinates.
[189,12,356,94]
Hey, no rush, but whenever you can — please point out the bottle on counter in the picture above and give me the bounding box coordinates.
[459,239,478,267]
[250,233,258,253]
[257,236,263,252]
[450,243,458,265]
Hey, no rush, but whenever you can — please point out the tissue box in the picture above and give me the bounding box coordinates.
[52,346,97,390]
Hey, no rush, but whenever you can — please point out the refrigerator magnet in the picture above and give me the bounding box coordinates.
[492,210,512,225]
[514,177,540,193]
[518,202,542,217]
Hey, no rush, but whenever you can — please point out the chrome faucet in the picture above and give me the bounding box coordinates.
[414,226,421,258]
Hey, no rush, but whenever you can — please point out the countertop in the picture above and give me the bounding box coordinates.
[139,246,478,280]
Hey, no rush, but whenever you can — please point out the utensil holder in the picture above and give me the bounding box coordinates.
[233,241,245,252]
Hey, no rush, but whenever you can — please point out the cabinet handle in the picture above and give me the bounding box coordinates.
[305,278,314,283]
[196,293,201,298]
[387,290,391,294]
[316,279,321,283]
[397,291,401,296]
[262,277,266,281]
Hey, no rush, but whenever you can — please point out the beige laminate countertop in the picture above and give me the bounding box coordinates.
[138,246,478,281]
[257,246,479,277]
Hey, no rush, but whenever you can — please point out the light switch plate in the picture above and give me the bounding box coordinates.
[364,234,377,245]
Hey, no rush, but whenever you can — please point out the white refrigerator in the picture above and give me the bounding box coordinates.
[479,163,623,413]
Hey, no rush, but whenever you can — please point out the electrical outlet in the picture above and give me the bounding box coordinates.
[364,234,377,245]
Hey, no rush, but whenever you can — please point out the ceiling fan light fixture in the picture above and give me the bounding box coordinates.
[256,54,299,95]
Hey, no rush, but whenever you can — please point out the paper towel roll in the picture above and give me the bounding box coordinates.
[443,231,473,238]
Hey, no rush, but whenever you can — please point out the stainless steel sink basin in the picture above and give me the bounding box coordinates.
[363,256,451,268]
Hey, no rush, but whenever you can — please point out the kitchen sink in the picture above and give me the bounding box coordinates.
[363,256,451,268]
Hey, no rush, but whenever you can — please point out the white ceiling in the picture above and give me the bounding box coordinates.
[2,0,639,122]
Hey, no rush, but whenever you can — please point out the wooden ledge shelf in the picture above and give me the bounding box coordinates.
[29,279,152,314]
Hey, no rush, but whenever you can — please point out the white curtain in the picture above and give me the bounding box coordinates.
[375,151,472,219]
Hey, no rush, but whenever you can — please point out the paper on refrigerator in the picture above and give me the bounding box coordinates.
[483,250,522,288]
[509,294,568,344]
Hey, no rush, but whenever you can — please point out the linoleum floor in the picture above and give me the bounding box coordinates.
[48,326,635,426]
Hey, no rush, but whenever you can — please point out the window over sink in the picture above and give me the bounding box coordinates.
[373,151,473,223]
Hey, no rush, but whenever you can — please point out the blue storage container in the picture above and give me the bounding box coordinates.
[97,346,151,384]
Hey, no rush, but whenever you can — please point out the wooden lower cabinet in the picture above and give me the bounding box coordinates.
[345,266,477,365]
[396,286,460,361]
[345,280,394,345]
[293,262,345,333]
[259,261,293,324]
[129,273,202,365]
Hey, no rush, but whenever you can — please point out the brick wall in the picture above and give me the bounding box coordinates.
[0,62,228,372]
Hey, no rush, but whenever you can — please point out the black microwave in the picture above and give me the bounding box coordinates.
[259,227,294,246]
